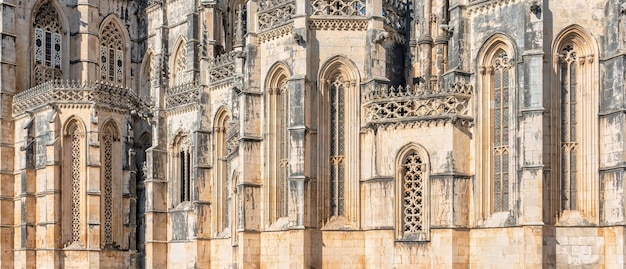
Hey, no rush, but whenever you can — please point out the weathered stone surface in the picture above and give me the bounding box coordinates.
[2,0,626,268]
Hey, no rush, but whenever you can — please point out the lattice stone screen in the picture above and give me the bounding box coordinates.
[401,151,425,235]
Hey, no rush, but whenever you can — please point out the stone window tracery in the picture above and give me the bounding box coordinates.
[100,22,125,84]
[478,41,515,219]
[549,27,599,221]
[329,76,345,217]
[559,44,578,211]
[173,43,187,86]
[33,1,62,85]
[397,149,429,240]
[492,52,511,212]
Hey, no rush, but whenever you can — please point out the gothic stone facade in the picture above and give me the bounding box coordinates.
[2,0,626,268]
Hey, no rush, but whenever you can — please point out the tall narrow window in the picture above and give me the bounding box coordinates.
[100,22,124,84]
[141,55,154,100]
[33,1,62,85]
[102,125,115,246]
[278,82,289,217]
[174,43,187,86]
[180,137,191,202]
[215,110,232,234]
[401,151,425,238]
[559,45,578,211]
[66,121,83,245]
[329,76,345,216]
[492,52,511,212]
[173,135,191,205]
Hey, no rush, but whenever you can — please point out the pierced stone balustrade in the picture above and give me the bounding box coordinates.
[207,51,242,85]
[165,82,199,110]
[258,0,295,32]
[363,82,474,126]
[13,80,152,115]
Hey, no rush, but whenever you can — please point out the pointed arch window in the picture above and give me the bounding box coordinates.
[550,28,599,220]
[173,43,187,86]
[141,55,154,101]
[33,1,62,85]
[100,22,124,84]
[396,146,430,241]
[176,136,192,203]
[492,52,511,212]
[559,44,579,211]
[329,76,346,217]
[215,110,232,234]
[101,124,119,247]
[64,120,84,246]
[478,42,515,219]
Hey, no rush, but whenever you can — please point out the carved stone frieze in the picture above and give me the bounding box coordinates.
[258,23,294,43]
[308,18,368,31]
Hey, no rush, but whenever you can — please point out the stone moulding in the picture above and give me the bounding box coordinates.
[165,81,199,110]
[363,82,474,126]
[13,80,152,116]
[308,18,368,31]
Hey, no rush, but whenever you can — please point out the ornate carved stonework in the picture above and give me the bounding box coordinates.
[258,0,295,31]
[13,80,151,116]
[363,82,473,125]
[207,51,242,84]
[258,23,293,43]
[165,81,199,110]
[308,18,368,31]
[310,0,366,16]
